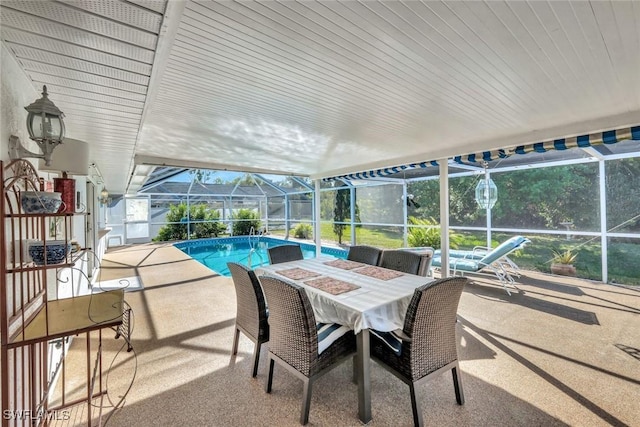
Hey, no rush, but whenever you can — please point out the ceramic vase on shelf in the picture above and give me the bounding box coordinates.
[54,172,74,213]
[38,138,90,214]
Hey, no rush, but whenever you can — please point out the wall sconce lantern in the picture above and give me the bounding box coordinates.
[405,193,420,208]
[9,85,65,166]
[99,187,111,206]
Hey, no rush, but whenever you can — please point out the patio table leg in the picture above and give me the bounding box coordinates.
[356,329,371,423]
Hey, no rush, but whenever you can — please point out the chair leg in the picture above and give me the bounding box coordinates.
[493,267,513,295]
[265,357,275,393]
[409,383,423,427]
[452,365,465,405]
[251,341,262,377]
[300,378,312,425]
[231,327,240,356]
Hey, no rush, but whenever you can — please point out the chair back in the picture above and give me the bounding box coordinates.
[347,245,382,265]
[268,244,304,264]
[403,277,467,380]
[379,249,423,275]
[417,250,434,276]
[478,236,529,265]
[260,275,318,376]
[399,247,434,276]
[227,262,269,341]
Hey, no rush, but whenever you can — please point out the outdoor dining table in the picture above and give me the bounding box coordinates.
[256,255,433,423]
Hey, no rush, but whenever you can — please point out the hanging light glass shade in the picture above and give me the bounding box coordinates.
[475,176,498,209]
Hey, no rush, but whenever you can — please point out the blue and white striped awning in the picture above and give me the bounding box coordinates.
[322,160,439,182]
[513,125,639,155]
[455,125,640,165]
[324,125,639,181]
[453,149,509,164]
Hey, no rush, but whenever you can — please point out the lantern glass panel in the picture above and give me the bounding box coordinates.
[475,178,498,209]
[27,112,64,141]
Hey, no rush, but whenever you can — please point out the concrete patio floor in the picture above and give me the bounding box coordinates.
[58,242,640,426]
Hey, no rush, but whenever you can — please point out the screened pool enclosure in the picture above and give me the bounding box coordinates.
[105,137,640,286]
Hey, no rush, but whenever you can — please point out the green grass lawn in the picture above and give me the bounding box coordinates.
[161,218,638,284]
[320,223,404,248]
[278,223,640,286]
[271,223,405,248]
[444,231,639,286]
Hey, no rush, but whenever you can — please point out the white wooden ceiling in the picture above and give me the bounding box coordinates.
[1,1,639,193]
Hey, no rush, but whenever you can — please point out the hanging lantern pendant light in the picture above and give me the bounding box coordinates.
[475,163,498,209]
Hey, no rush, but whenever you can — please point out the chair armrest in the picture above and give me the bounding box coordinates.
[391,329,412,342]
[470,246,490,257]
[450,257,468,267]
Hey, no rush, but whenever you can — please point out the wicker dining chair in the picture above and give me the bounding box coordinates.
[347,245,383,266]
[227,262,270,377]
[259,275,356,425]
[370,276,468,427]
[267,244,304,264]
[378,249,423,275]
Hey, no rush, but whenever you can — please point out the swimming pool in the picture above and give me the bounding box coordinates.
[174,236,347,277]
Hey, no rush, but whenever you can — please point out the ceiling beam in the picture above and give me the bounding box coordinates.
[447,160,484,172]
[580,146,606,161]
[134,155,308,177]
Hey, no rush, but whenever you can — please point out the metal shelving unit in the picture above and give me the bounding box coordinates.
[1,160,131,427]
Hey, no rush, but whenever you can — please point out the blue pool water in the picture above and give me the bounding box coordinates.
[174,236,347,277]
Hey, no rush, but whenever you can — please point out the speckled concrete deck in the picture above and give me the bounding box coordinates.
[57,242,640,427]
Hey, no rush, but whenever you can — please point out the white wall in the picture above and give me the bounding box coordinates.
[1,43,40,163]
[2,41,94,254]
[1,42,100,413]
[1,42,42,415]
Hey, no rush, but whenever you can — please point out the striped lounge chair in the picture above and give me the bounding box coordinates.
[431,236,530,295]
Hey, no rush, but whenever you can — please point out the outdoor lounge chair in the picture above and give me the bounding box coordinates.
[433,236,529,278]
[431,236,530,295]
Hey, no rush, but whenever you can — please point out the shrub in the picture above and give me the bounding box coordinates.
[232,209,261,236]
[190,204,227,239]
[407,217,460,249]
[551,249,577,265]
[154,203,226,241]
[333,188,349,244]
[293,223,313,239]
